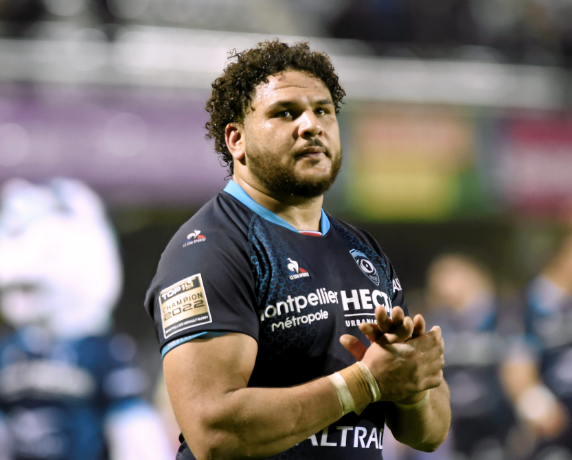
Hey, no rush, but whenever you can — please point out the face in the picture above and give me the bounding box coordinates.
[239,70,342,199]
[427,258,488,310]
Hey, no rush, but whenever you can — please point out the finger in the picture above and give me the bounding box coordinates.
[391,306,405,326]
[376,305,406,333]
[419,327,443,349]
[379,315,414,344]
[359,322,381,343]
[340,334,368,361]
[428,325,442,339]
[411,314,426,339]
[413,336,446,361]
[375,306,392,333]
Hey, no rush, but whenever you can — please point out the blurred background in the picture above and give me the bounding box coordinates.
[1,0,572,459]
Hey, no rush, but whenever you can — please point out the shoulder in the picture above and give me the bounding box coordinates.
[328,214,386,257]
[145,192,257,317]
[158,192,254,269]
[171,191,253,248]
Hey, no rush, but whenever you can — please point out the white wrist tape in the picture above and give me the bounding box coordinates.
[516,384,558,423]
[357,361,382,402]
[395,390,430,411]
[328,372,356,415]
[328,362,382,416]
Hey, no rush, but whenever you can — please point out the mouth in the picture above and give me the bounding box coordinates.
[296,144,329,158]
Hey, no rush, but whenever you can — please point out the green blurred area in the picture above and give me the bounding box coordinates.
[342,103,572,223]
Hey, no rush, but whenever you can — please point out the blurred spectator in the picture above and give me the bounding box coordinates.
[502,234,572,460]
[329,0,410,45]
[328,0,572,66]
[376,253,519,460]
[328,0,479,52]
[0,178,174,460]
[0,0,45,37]
[425,253,517,460]
[2,0,572,67]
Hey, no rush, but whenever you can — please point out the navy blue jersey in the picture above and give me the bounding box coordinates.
[0,327,147,460]
[145,181,407,460]
[426,299,516,456]
[521,277,572,453]
[525,277,572,408]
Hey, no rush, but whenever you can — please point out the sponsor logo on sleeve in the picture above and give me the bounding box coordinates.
[287,258,310,280]
[349,249,380,286]
[159,274,212,338]
[183,230,207,248]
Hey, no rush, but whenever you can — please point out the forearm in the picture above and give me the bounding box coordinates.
[501,359,541,401]
[177,377,342,460]
[385,381,451,452]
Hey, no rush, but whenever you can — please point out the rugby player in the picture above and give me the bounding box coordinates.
[145,40,451,460]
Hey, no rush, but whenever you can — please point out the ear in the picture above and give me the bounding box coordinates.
[225,122,246,164]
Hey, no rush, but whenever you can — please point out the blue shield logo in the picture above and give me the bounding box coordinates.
[350,249,380,286]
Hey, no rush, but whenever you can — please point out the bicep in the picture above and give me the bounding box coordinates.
[163,333,258,433]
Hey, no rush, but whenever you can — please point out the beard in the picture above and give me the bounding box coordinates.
[245,142,342,199]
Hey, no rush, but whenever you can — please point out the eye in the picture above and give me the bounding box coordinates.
[315,107,329,115]
[274,110,291,118]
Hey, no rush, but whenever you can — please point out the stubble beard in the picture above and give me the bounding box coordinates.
[245,144,342,199]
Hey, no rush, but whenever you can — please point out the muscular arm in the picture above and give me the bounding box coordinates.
[165,308,448,459]
[163,333,342,460]
[385,383,451,452]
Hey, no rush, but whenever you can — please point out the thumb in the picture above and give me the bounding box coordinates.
[340,334,368,361]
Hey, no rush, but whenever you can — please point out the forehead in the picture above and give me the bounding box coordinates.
[251,70,331,107]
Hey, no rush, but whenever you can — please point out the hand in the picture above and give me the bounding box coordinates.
[534,403,568,439]
[523,394,569,440]
[340,306,427,362]
[359,326,445,402]
[339,305,443,402]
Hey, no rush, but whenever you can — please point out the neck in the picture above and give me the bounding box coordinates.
[232,175,323,232]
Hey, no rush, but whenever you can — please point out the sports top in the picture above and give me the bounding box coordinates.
[144,180,408,459]
[0,328,147,460]
[525,277,572,408]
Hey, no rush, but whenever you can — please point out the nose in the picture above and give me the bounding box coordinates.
[297,110,323,139]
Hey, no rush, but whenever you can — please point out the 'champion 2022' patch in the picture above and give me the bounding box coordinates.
[159,274,212,339]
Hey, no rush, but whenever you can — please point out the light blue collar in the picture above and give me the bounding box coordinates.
[223,180,330,235]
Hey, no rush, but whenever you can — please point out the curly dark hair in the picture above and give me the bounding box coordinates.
[205,40,346,175]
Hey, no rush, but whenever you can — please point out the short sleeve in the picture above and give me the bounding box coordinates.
[144,210,259,354]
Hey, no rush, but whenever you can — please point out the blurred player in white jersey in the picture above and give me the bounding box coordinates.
[0,178,174,460]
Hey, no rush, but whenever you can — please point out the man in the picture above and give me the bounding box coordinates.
[144,40,450,460]
[424,254,516,459]
[502,234,572,459]
[0,178,173,460]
